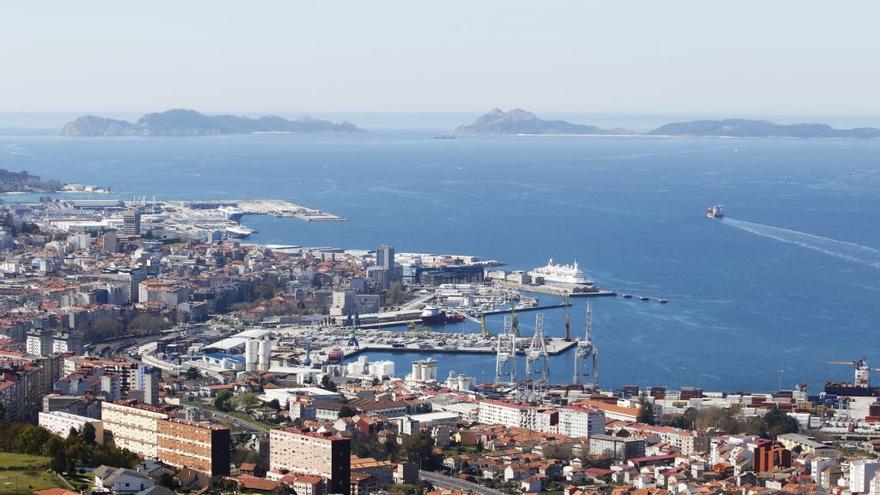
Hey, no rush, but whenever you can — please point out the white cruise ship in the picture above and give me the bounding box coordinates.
[529,258,593,285]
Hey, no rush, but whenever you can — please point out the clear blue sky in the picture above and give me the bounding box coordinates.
[2,1,879,116]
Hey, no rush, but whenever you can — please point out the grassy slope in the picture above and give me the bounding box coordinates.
[0,453,64,495]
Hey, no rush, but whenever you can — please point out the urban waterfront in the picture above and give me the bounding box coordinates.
[3,130,880,391]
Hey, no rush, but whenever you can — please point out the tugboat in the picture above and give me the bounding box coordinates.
[706,205,724,219]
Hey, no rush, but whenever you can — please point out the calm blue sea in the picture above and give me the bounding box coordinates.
[2,129,880,392]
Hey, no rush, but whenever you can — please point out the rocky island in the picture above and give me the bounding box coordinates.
[649,119,880,138]
[60,109,365,136]
[454,109,880,139]
[455,108,630,135]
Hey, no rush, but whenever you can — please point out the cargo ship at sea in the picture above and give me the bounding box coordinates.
[529,258,593,285]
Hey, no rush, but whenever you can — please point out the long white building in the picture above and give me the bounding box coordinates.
[478,399,535,430]
[38,411,104,445]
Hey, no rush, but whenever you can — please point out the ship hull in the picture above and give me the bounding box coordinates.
[824,382,880,397]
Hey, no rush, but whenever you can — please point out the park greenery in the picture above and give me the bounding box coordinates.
[0,420,139,478]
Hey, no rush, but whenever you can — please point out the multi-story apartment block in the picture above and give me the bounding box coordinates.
[269,428,351,495]
[101,400,169,458]
[557,404,605,439]
[477,399,535,430]
[156,418,230,476]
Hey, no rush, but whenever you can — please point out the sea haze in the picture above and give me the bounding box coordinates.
[2,130,880,392]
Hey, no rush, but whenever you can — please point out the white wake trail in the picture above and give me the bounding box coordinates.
[721,218,880,269]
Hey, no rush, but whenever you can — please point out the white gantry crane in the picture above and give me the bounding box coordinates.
[525,313,550,397]
[495,314,518,385]
[828,358,880,387]
[573,301,599,391]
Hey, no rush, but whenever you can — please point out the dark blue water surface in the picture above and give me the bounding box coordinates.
[3,131,880,392]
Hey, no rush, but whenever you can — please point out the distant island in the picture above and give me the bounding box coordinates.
[60,109,365,136]
[455,109,880,139]
[0,169,62,193]
[455,108,631,135]
[648,119,880,138]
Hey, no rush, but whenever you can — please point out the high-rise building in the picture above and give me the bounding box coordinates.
[752,440,791,473]
[376,244,394,271]
[140,367,160,406]
[122,209,141,236]
[269,428,350,495]
[26,327,54,357]
[850,459,880,493]
[157,418,231,476]
[101,400,169,459]
[102,230,119,253]
[557,404,605,439]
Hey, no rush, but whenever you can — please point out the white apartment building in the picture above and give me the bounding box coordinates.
[38,411,104,445]
[101,401,168,459]
[558,405,605,439]
[477,399,535,430]
[534,408,559,434]
[850,459,880,493]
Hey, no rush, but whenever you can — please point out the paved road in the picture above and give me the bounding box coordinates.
[419,470,508,495]
[197,407,269,434]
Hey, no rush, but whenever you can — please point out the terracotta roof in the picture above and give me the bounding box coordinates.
[231,474,280,491]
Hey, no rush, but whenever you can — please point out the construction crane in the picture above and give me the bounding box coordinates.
[510,306,520,337]
[828,358,880,387]
[573,301,598,390]
[563,294,571,341]
[495,314,517,385]
[480,314,492,338]
[303,324,314,366]
[346,311,360,348]
[524,313,550,399]
[407,322,429,336]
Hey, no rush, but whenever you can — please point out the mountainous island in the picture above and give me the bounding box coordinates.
[456,109,880,139]
[648,119,880,138]
[60,109,365,136]
[0,169,62,193]
[455,108,630,135]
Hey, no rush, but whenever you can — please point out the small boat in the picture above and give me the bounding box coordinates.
[622,294,633,299]
[658,299,668,304]
[706,205,724,219]
[639,296,650,301]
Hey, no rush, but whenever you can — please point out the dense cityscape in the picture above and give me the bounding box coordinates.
[0,195,876,495]
[4,2,880,495]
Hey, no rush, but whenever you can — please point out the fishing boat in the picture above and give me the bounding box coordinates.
[706,205,724,219]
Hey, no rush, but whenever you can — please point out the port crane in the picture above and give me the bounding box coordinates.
[510,306,520,337]
[345,311,360,349]
[563,294,571,341]
[479,314,492,338]
[828,358,880,387]
[524,313,550,398]
[573,301,598,390]
[303,323,314,366]
[495,314,518,385]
